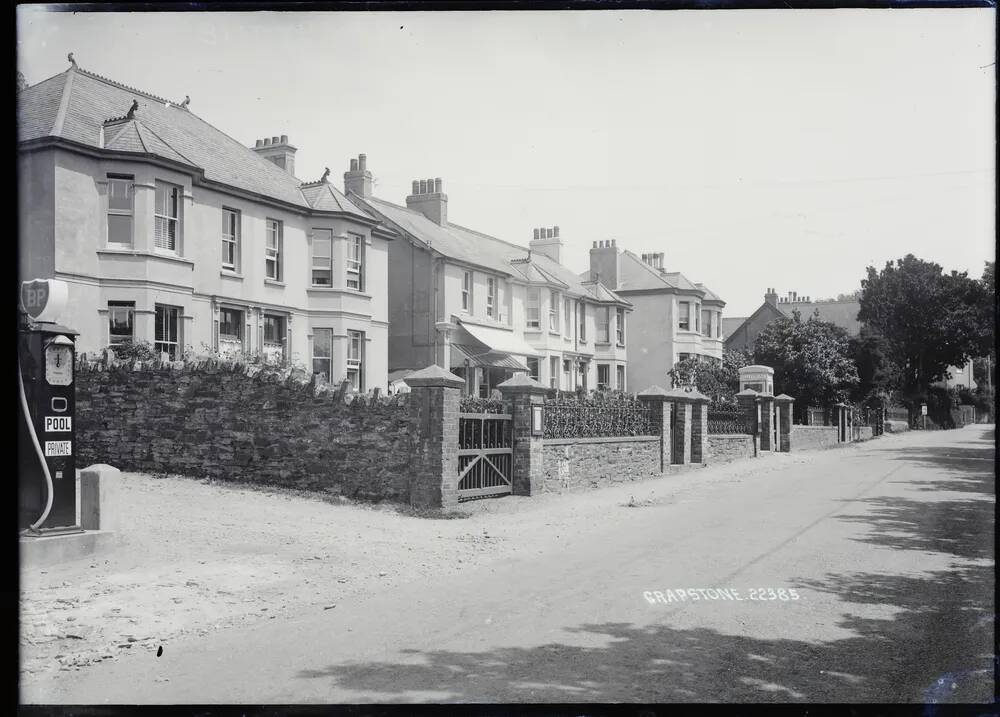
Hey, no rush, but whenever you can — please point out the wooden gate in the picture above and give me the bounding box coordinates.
[457,412,513,500]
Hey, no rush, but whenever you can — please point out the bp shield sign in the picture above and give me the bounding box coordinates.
[21,279,69,322]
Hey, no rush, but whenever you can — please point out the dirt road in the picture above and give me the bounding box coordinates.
[20,426,995,703]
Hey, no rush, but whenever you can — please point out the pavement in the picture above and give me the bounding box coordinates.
[20,425,995,704]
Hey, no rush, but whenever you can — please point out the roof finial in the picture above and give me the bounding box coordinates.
[67,52,77,69]
[321,167,330,183]
[125,99,138,119]
[181,95,190,108]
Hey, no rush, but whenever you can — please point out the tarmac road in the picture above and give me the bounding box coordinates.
[21,426,995,704]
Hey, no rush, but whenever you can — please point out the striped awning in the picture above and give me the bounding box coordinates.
[451,344,529,371]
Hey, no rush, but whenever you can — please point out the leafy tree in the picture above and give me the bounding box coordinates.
[753,310,859,408]
[848,327,900,404]
[668,349,753,404]
[858,255,992,403]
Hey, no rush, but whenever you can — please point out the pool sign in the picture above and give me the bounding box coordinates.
[20,279,69,322]
[44,416,72,432]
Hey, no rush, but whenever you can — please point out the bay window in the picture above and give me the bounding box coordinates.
[598,307,610,343]
[616,307,625,346]
[312,328,332,382]
[218,308,244,357]
[108,301,134,348]
[346,234,364,290]
[154,181,180,252]
[311,229,333,286]
[549,291,559,332]
[154,304,180,360]
[678,301,690,331]
[347,330,364,391]
[107,175,134,247]
[526,287,540,329]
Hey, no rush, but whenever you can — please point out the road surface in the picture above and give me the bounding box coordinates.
[21,426,995,703]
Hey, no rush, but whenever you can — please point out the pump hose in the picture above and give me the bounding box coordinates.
[18,356,54,532]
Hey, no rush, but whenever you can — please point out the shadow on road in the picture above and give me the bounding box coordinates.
[295,431,996,703]
[295,564,994,702]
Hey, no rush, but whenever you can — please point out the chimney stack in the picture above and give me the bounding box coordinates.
[251,134,297,176]
[406,175,448,226]
[765,287,778,307]
[530,225,564,264]
[344,153,373,198]
[589,239,621,288]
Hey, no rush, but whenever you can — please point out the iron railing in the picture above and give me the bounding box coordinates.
[707,406,752,434]
[543,396,655,439]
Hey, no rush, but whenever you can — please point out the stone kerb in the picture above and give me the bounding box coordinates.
[498,374,547,496]
[774,394,795,452]
[403,365,465,509]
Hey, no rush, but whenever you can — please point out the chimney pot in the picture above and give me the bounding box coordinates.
[263,137,271,146]
[612,239,617,247]
[424,178,432,193]
[255,139,263,148]
[419,179,427,194]
[412,180,419,194]
[359,153,367,170]
[534,228,540,240]
[350,158,359,172]
[592,241,597,248]
[553,226,559,237]
[434,178,442,193]
[544,228,551,239]
[280,134,288,144]
[271,136,279,145]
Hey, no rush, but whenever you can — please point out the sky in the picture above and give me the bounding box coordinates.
[17,7,996,317]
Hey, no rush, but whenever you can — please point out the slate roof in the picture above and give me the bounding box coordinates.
[777,299,861,335]
[18,65,370,219]
[578,249,724,305]
[721,316,748,337]
[359,195,630,306]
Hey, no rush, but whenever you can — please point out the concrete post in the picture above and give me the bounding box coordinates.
[834,402,847,442]
[403,365,465,509]
[774,394,794,452]
[637,385,674,472]
[498,373,548,496]
[758,395,774,451]
[736,389,760,456]
[79,464,122,531]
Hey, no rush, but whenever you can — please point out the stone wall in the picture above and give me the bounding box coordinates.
[540,436,660,492]
[707,434,755,463]
[74,359,418,502]
[790,425,840,451]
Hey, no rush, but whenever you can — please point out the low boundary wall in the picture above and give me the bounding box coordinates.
[541,436,660,492]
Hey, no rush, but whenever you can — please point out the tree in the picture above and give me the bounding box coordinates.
[753,310,859,409]
[16,71,27,93]
[858,255,992,402]
[848,327,900,404]
[667,349,752,404]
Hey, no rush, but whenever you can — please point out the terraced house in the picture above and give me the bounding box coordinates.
[17,61,394,391]
[340,157,632,396]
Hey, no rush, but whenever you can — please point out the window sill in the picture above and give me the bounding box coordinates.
[97,248,194,266]
[264,279,286,287]
[548,331,562,338]
[595,342,612,348]
[524,327,542,333]
[220,270,244,280]
[616,343,626,349]
[307,287,373,299]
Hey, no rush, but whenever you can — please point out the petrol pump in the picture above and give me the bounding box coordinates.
[18,279,81,535]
